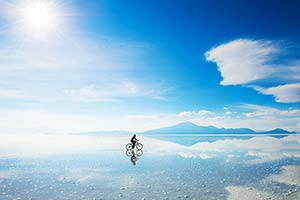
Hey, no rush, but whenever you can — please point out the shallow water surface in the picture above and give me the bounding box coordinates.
[0,134,300,200]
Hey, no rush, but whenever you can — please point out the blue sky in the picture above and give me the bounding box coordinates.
[0,0,299,133]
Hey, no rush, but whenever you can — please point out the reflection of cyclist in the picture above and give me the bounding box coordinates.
[130,134,138,149]
[130,150,137,166]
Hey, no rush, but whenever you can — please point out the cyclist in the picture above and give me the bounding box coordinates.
[130,134,138,149]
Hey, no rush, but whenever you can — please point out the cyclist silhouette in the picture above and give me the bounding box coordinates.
[130,134,138,149]
[125,135,143,166]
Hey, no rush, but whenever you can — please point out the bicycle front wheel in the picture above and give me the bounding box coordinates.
[136,143,143,150]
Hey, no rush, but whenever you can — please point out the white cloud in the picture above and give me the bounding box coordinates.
[63,82,138,102]
[0,36,168,103]
[178,110,214,117]
[205,39,281,85]
[242,104,281,117]
[225,111,233,115]
[281,109,300,116]
[63,81,169,102]
[0,36,143,72]
[243,104,300,118]
[198,110,214,115]
[205,38,300,103]
[254,83,300,103]
[178,111,194,117]
[64,85,100,100]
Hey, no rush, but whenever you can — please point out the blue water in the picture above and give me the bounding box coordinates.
[0,134,300,200]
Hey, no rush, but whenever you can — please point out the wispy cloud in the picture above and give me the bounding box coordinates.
[63,82,138,102]
[0,34,145,72]
[0,28,170,104]
[205,39,300,103]
[253,83,300,103]
[242,104,300,117]
[178,110,214,117]
[63,81,171,102]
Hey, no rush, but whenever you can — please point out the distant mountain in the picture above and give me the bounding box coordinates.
[259,128,296,134]
[77,122,296,135]
[142,122,295,134]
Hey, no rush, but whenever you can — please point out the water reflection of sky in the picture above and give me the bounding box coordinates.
[0,134,300,200]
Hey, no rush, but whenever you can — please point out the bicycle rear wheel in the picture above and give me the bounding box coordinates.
[126,143,132,150]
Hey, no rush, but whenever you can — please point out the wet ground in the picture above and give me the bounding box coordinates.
[0,134,300,200]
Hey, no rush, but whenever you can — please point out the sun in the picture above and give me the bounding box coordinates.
[21,1,58,33]
[7,0,64,39]
[19,0,61,38]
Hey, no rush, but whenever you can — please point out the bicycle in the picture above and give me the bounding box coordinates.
[125,142,143,150]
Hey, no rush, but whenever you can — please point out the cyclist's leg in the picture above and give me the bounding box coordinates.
[132,142,136,149]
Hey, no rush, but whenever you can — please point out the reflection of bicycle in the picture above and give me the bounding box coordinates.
[126,142,143,150]
[126,149,143,157]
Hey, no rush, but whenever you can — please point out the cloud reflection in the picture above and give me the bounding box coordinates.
[0,134,299,165]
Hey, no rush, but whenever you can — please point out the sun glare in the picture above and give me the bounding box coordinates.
[22,2,57,31]
[13,0,63,39]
